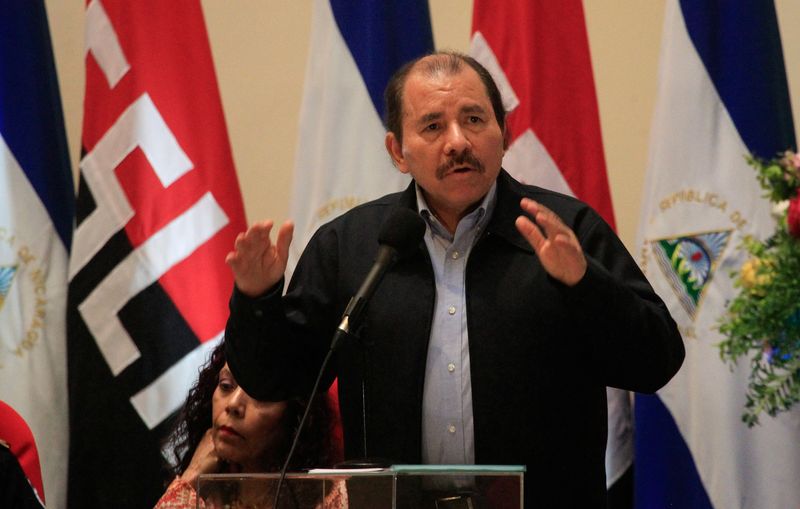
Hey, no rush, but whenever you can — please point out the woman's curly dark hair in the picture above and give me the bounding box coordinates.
[164,340,336,478]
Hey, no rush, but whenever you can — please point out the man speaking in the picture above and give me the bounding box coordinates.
[224,51,684,508]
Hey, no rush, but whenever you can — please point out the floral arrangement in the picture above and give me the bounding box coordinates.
[718,151,800,426]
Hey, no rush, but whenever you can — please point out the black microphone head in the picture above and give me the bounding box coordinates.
[377,208,426,259]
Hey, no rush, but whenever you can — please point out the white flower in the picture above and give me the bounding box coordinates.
[772,200,789,220]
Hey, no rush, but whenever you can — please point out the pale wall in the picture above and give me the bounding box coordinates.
[46,1,800,250]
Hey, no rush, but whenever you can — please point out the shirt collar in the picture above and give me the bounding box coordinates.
[415,181,498,240]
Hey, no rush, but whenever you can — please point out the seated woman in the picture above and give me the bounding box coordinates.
[154,340,343,508]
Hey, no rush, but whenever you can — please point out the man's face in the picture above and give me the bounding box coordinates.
[385,64,505,224]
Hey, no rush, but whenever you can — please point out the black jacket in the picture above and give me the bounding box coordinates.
[226,170,684,508]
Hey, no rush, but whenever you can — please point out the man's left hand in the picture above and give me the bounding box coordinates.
[515,198,587,286]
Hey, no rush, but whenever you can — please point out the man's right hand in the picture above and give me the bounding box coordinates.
[225,219,294,297]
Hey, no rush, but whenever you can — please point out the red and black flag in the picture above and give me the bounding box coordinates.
[67,1,246,506]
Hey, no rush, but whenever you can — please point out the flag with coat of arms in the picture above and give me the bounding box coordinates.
[635,1,800,507]
[0,2,74,507]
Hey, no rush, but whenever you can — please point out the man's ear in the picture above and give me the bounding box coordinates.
[502,124,510,151]
[385,132,409,173]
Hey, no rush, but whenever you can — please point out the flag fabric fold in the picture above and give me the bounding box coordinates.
[0,2,74,507]
[287,0,433,273]
[67,1,246,506]
[635,1,800,507]
[470,0,631,492]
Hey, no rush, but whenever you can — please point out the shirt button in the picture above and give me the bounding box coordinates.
[447,363,456,372]
[448,306,456,315]
[451,251,459,259]
[254,309,264,318]
[448,424,456,434]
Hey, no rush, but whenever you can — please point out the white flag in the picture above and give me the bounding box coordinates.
[635,1,800,507]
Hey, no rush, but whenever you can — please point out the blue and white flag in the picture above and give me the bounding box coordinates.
[635,1,799,507]
[288,0,433,271]
[0,2,74,508]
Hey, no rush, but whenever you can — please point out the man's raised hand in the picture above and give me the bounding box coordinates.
[225,220,294,297]
[515,198,587,286]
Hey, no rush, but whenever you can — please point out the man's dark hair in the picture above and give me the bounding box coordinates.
[384,51,506,145]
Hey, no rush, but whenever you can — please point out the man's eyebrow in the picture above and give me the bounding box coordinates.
[417,111,443,125]
[461,104,487,115]
[414,105,487,126]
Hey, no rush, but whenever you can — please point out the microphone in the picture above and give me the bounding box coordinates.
[331,208,425,349]
[272,207,424,507]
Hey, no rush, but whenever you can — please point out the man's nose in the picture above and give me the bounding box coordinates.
[444,122,469,155]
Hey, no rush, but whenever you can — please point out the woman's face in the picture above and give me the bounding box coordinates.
[211,363,288,471]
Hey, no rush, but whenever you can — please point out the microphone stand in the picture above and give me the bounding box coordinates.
[272,333,338,509]
[273,292,392,509]
[271,296,375,508]
[272,208,424,506]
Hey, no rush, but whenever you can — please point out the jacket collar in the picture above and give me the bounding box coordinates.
[397,169,534,253]
[487,169,535,253]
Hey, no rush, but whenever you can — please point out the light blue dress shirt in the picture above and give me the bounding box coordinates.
[415,182,497,467]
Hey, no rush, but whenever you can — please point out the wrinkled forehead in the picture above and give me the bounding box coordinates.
[402,65,490,115]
